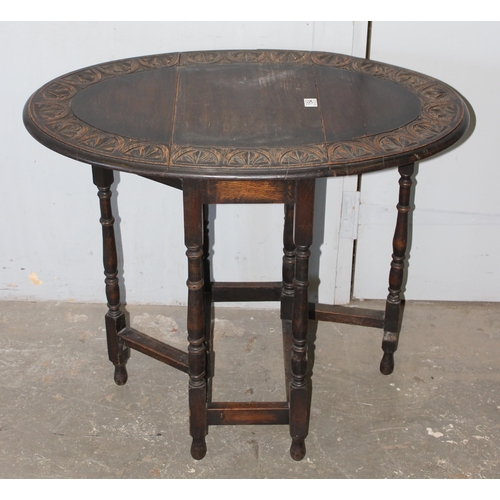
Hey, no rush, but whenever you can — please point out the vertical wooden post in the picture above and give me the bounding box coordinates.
[92,166,130,385]
[202,203,214,388]
[381,163,414,375]
[281,203,296,321]
[281,202,296,403]
[289,178,315,461]
[202,204,211,295]
[183,179,208,460]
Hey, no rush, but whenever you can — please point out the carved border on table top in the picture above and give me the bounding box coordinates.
[170,144,329,168]
[179,50,312,65]
[27,50,466,170]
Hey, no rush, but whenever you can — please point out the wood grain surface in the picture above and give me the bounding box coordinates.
[23,50,470,179]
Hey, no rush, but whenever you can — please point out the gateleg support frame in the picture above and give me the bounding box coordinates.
[92,163,415,461]
[181,177,315,460]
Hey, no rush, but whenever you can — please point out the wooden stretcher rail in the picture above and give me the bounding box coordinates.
[210,281,282,302]
[118,327,189,373]
[309,303,385,329]
[206,402,290,425]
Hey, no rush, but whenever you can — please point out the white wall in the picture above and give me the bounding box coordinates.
[0,21,360,305]
[353,22,500,302]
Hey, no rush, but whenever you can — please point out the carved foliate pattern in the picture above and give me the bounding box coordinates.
[172,147,219,166]
[35,102,69,121]
[311,52,352,68]
[26,50,467,174]
[391,69,428,88]
[62,68,102,88]
[378,134,419,152]
[227,149,272,166]
[420,83,450,100]
[426,103,460,121]
[80,133,121,153]
[171,144,328,167]
[180,50,311,66]
[52,121,85,139]
[328,141,375,162]
[410,122,447,139]
[41,82,76,101]
[280,146,327,165]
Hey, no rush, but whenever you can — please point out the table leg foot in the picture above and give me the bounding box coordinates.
[380,351,395,375]
[290,438,306,461]
[380,331,397,375]
[113,364,128,385]
[191,437,207,460]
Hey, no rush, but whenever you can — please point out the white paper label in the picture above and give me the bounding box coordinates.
[304,98,318,107]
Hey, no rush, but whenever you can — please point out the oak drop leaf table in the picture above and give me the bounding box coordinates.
[23,50,470,461]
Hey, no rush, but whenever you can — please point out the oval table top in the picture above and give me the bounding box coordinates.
[23,50,470,180]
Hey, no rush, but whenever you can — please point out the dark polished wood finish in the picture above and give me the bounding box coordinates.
[289,179,315,460]
[309,303,385,328]
[381,163,415,375]
[206,402,289,426]
[92,166,130,385]
[24,49,470,461]
[183,179,208,459]
[24,50,469,180]
[118,327,188,373]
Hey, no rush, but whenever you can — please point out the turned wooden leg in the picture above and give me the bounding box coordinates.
[92,166,130,385]
[202,204,214,389]
[183,180,208,460]
[289,179,315,461]
[281,203,296,321]
[202,204,212,296]
[381,163,414,375]
[281,203,295,402]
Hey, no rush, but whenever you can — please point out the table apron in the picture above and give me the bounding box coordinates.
[200,179,296,204]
